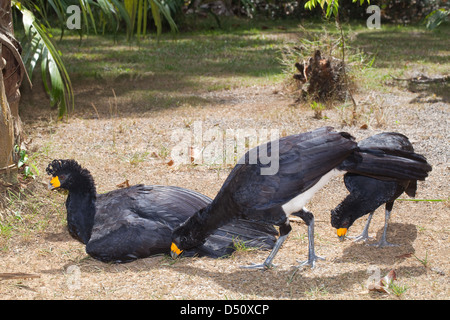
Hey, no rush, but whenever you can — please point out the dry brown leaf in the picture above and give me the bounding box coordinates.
[189,146,196,163]
[116,179,130,188]
[368,269,397,294]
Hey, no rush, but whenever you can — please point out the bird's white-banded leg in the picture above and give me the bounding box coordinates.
[368,202,399,248]
[240,222,291,270]
[347,212,375,243]
[242,170,342,270]
[240,234,289,270]
[281,171,343,269]
[295,215,325,268]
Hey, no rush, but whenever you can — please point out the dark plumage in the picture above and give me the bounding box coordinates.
[46,159,277,263]
[331,132,429,247]
[171,127,432,269]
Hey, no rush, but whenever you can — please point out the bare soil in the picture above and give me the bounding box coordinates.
[0,61,448,300]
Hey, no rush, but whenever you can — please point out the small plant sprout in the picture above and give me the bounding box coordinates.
[413,251,429,268]
[232,238,253,252]
[310,101,326,119]
[389,282,408,298]
[14,145,38,179]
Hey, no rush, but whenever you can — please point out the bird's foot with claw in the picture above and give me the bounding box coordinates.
[347,234,374,243]
[240,262,276,270]
[295,255,325,269]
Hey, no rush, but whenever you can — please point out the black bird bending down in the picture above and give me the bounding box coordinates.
[331,132,430,247]
[46,159,277,263]
[171,127,432,269]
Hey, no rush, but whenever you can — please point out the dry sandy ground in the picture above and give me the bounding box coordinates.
[0,77,448,300]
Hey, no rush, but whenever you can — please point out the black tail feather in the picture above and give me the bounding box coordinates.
[184,219,278,258]
[405,180,417,197]
[338,148,432,181]
[358,147,429,164]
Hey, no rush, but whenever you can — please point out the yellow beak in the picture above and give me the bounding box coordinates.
[48,176,61,190]
[170,242,183,259]
[337,228,347,242]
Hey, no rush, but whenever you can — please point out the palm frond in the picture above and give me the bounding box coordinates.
[12,0,180,119]
[15,3,74,119]
[78,0,98,35]
[149,0,162,40]
[152,0,178,34]
[124,0,177,41]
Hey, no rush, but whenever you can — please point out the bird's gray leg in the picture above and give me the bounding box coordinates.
[240,222,291,270]
[347,212,375,243]
[294,208,324,269]
[369,202,399,247]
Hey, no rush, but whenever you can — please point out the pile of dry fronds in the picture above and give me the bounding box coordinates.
[281,26,374,105]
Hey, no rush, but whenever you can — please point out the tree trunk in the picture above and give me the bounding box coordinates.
[0,45,16,183]
[0,0,24,184]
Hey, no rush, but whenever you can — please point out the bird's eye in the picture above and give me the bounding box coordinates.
[59,175,65,180]
[181,236,187,243]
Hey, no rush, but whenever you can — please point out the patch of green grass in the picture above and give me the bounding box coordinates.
[388,281,408,298]
[54,20,303,99]
[413,251,430,268]
[60,32,286,87]
[0,187,66,251]
[232,237,257,253]
[304,284,329,298]
[129,151,150,166]
[22,19,449,119]
[0,221,14,247]
[349,24,450,92]
[157,145,171,159]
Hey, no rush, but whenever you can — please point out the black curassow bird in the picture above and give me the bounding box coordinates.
[330,132,430,247]
[46,159,277,263]
[170,126,432,269]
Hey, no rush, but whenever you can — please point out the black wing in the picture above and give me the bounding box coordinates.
[87,185,276,262]
[358,132,414,152]
[223,127,356,212]
[87,185,211,262]
[342,132,417,207]
[184,219,277,258]
[348,132,418,197]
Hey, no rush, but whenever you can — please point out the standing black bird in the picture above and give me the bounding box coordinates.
[330,132,429,247]
[171,127,432,269]
[46,159,277,263]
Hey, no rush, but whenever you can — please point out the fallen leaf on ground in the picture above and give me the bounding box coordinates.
[396,252,413,259]
[116,179,130,188]
[368,269,397,294]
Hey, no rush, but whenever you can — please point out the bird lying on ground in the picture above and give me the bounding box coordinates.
[46,159,277,263]
[331,132,430,247]
[170,126,432,269]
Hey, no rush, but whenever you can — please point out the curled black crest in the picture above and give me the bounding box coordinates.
[46,159,83,176]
